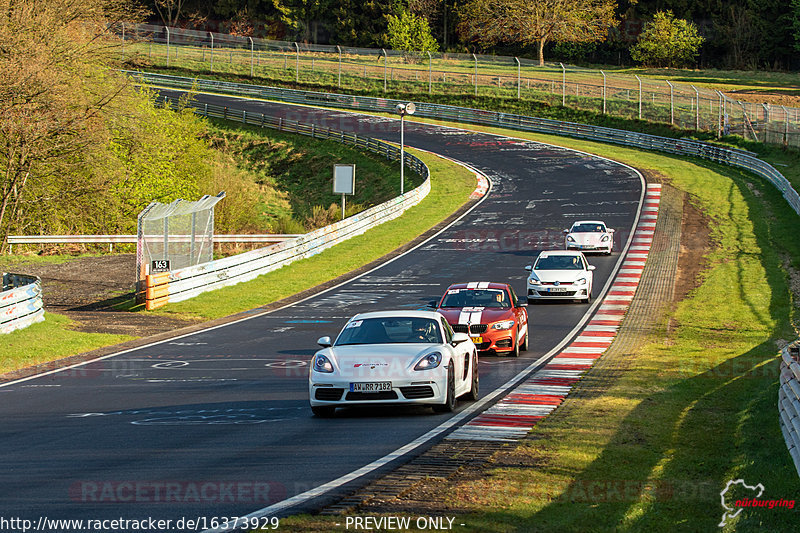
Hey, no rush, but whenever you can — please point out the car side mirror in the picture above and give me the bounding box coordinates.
[562,229,569,234]
[608,228,615,233]
[427,299,438,308]
[516,299,527,307]
[452,332,471,345]
[317,336,332,347]
[524,265,532,272]
[588,265,596,271]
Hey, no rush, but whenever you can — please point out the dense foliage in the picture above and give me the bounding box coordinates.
[630,11,704,68]
[0,0,262,250]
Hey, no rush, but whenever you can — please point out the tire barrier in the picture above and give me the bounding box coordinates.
[126,70,800,217]
[779,341,800,478]
[1,273,44,334]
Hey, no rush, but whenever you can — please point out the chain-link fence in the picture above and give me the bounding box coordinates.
[116,23,800,149]
[135,192,225,301]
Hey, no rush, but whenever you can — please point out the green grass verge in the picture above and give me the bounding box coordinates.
[272,119,800,531]
[146,147,475,321]
[0,313,133,375]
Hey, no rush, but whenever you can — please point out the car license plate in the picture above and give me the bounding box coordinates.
[350,382,392,393]
[548,287,568,292]
[470,336,482,344]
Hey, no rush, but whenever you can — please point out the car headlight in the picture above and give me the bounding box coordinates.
[491,320,515,330]
[566,235,575,242]
[414,352,442,370]
[601,235,610,242]
[528,277,541,286]
[313,354,334,373]
[575,277,587,285]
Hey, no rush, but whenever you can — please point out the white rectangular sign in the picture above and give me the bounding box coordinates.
[333,164,355,195]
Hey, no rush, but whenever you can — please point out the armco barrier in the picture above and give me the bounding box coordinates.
[145,179,430,308]
[1,273,45,334]
[127,70,800,217]
[780,341,800,478]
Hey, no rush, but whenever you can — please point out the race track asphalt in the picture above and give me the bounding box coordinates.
[0,93,643,531]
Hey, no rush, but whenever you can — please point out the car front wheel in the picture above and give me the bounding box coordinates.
[433,362,456,413]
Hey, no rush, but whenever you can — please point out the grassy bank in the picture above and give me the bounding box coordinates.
[274,121,800,531]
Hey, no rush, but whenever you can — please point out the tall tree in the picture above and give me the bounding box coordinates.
[630,10,704,68]
[456,0,617,65]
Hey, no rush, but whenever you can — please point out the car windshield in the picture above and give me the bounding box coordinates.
[440,288,510,308]
[335,317,442,345]
[535,255,584,270]
[572,223,605,233]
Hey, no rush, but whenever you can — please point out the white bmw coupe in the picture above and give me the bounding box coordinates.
[309,310,479,417]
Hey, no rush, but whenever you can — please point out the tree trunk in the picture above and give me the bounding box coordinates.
[538,38,546,66]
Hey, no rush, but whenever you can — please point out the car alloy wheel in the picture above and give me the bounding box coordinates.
[464,353,479,401]
[433,362,456,413]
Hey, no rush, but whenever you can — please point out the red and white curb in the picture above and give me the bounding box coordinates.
[448,183,663,442]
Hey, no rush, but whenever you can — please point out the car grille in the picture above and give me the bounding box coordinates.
[452,324,488,334]
[400,386,435,399]
[314,388,344,401]
[345,391,399,401]
[495,339,512,348]
[474,341,491,350]
[533,289,577,297]
[539,281,573,285]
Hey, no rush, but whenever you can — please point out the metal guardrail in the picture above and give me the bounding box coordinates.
[779,341,800,477]
[140,96,430,308]
[7,234,302,253]
[127,70,800,217]
[1,273,45,335]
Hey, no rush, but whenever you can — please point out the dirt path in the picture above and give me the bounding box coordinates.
[1,254,201,336]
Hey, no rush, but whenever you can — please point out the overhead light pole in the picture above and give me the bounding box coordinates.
[395,102,416,195]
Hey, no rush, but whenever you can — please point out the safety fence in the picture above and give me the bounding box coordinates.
[779,341,800,477]
[1,273,44,335]
[143,96,429,309]
[129,70,800,217]
[116,23,800,148]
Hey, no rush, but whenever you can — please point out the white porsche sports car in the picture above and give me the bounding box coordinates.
[308,310,479,417]
[564,220,615,255]
[526,250,595,303]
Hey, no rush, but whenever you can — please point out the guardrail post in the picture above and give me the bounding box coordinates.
[515,57,521,99]
[560,63,566,106]
[121,22,125,60]
[473,54,478,96]
[209,33,214,73]
[294,42,300,83]
[337,45,342,88]
[601,70,606,114]
[782,105,790,146]
[428,52,432,95]
[165,27,170,68]
[666,80,674,125]
[382,49,388,92]
[249,37,254,77]
[635,75,642,120]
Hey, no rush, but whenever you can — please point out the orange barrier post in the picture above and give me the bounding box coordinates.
[145,272,170,310]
